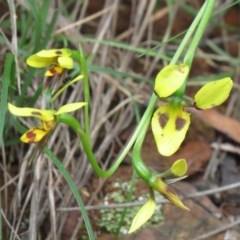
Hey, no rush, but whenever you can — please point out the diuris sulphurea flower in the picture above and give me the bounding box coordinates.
[8,102,86,143]
[152,64,233,156]
[26,48,74,77]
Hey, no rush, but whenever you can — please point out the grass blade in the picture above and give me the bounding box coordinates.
[43,147,95,240]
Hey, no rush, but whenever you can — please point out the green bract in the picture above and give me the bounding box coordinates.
[154,64,189,98]
[194,77,233,109]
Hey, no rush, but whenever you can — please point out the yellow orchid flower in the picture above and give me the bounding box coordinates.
[26,48,74,76]
[152,70,233,156]
[8,102,86,143]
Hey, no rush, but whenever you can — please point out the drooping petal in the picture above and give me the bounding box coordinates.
[26,54,55,68]
[170,159,188,177]
[128,198,156,233]
[151,104,190,156]
[154,64,189,98]
[58,56,74,69]
[20,127,49,143]
[194,77,233,109]
[157,179,189,211]
[8,103,55,121]
[55,102,87,115]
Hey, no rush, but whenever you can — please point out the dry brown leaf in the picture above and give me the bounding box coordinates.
[190,108,240,143]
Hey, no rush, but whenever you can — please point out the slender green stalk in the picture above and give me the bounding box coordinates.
[0,53,13,240]
[57,93,156,178]
[176,0,217,98]
[78,47,91,141]
[170,0,207,64]
[184,0,216,66]
[0,53,13,147]
[44,148,95,240]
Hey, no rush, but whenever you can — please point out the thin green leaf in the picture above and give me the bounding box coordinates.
[44,148,95,240]
[0,53,13,147]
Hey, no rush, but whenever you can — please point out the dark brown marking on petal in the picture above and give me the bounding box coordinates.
[158,113,169,128]
[26,131,36,143]
[49,67,59,75]
[55,50,62,55]
[31,111,42,116]
[175,117,186,131]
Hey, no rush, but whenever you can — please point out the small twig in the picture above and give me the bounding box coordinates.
[57,181,240,211]
[211,142,240,155]
[191,218,240,240]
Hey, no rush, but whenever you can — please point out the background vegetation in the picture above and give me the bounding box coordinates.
[1,0,240,239]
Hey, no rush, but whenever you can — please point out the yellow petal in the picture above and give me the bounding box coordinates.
[58,56,74,69]
[20,127,49,143]
[55,102,87,115]
[194,77,233,109]
[170,159,188,176]
[8,103,54,121]
[26,54,55,68]
[151,105,190,156]
[37,48,72,57]
[128,198,156,233]
[154,64,189,98]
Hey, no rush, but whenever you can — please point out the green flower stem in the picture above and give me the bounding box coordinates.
[131,0,216,185]
[170,0,207,65]
[44,147,95,240]
[72,48,91,142]
[175,0,216,98]
[184,0,216,66]
[57,93,157,178]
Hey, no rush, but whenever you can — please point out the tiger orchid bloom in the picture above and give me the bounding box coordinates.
[152,64,233,156]
[8,102,86,143]
[26,48,74,76]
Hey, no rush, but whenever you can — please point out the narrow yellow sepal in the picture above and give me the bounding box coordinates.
[55,102,87,115]
[128,198,156,234]
[8,103,54,121]
[194,77,233,109]
[154,64,189,98]
[158,180,190,211]
[170,159,188,177]
[151,105,190,156]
